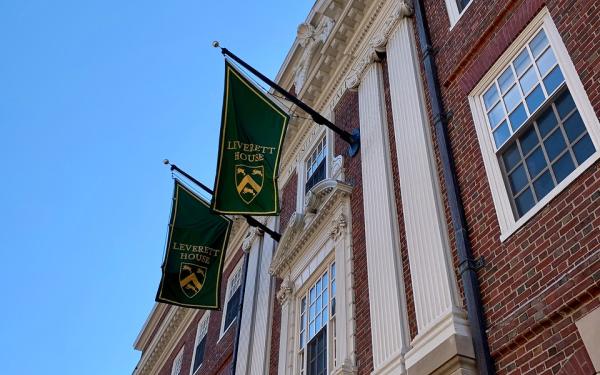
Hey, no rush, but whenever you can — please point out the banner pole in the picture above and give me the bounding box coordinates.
[213,41,360,157]
[164,160,282,242]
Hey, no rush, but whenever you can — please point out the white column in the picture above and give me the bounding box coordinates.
[248,231,275,374]
[277,278,295,375]
[358,62,410,374]
[386,17,470,369]
[235,231,262,375]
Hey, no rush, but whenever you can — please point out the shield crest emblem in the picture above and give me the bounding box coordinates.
[179,263,207,298]
[235,165,264,204]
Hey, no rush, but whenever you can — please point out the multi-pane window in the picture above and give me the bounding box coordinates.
[298,263,336,375]
[480,27,596,219]
[171,346,184,375]
[305,137,327,193]
[191,313,210,374]
[222,263,243,333]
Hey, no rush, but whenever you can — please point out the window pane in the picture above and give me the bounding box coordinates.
[552,153,575,183]
[537,107,558,137]
[514,49,532,76]
[544,129,567,160]
[508,164,528,194]
[536,47,557,76]
[499,68,515,93]
[526,85,545,113]
[525,147,547,178]
[519,127,540,155]
[530,29,549,58]
[193,338,206,371]
[555,90,576,119]
[483,85,500,110]
[515,188,535,217]
[493,121,511,148]
[224,288,241,329]
[502,143,521,171]
[487,102,505,128]
[509,104,527,131]
[543,66,564,94]
[533,171,554,200]
[519,67,538,94]
[573,135,596,164]
[504,85,521,112]
[563,112,586,142]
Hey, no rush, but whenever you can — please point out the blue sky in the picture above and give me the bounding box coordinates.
[0,1,313,373]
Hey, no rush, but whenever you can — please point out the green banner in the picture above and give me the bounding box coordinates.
[211,61,289,215]
[156,181,232,309]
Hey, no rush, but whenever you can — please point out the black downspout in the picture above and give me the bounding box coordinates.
[413,1,496,374]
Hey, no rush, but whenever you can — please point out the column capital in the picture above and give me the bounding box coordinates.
[242,226,264,253]
[276,277,293,306]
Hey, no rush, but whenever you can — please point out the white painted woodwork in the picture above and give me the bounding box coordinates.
[386,18,460,334]
[358,61,410,373]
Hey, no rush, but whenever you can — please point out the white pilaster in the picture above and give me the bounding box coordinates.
[358,62,410,374]
[276,278,295,375]
[386,17,470,369]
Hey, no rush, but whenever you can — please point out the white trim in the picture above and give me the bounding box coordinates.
[468,8,600,241]
[189,312,210,375]
[444,0,474,29]
[171,346,185,375]
[219,258,244,339]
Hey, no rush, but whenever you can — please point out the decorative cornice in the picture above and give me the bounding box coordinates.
[269,179,352,277]
[345,0,414,89]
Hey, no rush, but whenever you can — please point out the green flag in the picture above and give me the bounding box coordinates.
[212,61,289,215]
[156,181,232,309]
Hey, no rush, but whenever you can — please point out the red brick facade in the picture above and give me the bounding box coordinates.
[156,249,244,375]
[420,0,599,373]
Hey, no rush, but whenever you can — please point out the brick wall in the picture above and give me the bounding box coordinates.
[157,248,244,375]
[279,172,297,233]
[419,0,599,373]
[334,90,374,374]
[268,277,282,375]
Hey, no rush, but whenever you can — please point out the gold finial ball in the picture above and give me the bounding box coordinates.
[163,159,170,165]
[212,41,220,48]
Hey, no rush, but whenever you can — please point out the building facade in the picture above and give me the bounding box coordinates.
[133,0,599,374]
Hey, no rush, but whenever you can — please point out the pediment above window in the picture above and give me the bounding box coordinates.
[270,179,352,277]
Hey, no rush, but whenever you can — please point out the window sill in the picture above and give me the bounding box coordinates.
[499,151,599,242]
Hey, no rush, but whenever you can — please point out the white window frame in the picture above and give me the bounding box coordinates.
[295,260,337,375]
[189,312,210,375]
[445,0,474,29]
[171,346,185,375]
[297,128,333,212]
[468,8,600,241]
[219,259,244,338]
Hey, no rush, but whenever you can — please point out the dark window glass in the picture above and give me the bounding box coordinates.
[520,127,540,155]
[555,91,575,119]
[526,85,545,113]
[573,135,595,164]
[502,143,521,171]
[193,337,206,372]
[543,66,564,94]
[493,121,511,147]
[515,188,535,217]
[552,153,575,183]
[224,287,241,329]
[305,159,326,192]
[307,327,327,375]
[508,164,528,194]
[509,104,527,131]
[563,112,585,142]
[456,0,471,12]
[525,147,547,178]
[533,171,554,200]
[537,107,558,137]
[544,129,567,160]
